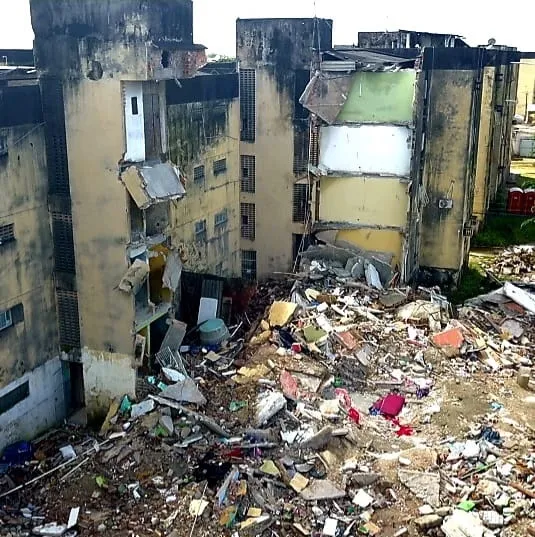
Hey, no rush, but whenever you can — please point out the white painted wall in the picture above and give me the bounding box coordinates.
[0,357,66,452]
[82,348,136,418]
[124,82,145,162]
[320,125,412,176]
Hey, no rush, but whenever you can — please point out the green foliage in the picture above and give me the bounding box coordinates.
[450,265,497,305]
[473,215,535,247]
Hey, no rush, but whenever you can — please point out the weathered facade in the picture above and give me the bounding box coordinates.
[0,68,64,449]
[358,30,468,49]
[236,18,333,279]
[301,46,519,286]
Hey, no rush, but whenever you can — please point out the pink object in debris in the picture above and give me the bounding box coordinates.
[280,370,299,400]
[291,343,302,353]
[372,393,405,418]
[335,388,352,409]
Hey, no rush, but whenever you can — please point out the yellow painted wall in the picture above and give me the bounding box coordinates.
[516,60,535,120]
[319,176,408,228]
[336,229,403,267]
[169,100,241,276]
[420,70,474,271]
[240,69,304,277]
[473,67,495,224]
[0,125,58,387]
[64,78,134,356]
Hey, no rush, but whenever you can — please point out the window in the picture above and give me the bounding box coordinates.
[51,212,76,274]
[56,289,80,348]
[293,126,310,176]
[193,165,205,183]
[213,158,227,176]
[241,250,257,280]
[0,135,7,157]
[0,381,29,416]
[241,203,256,240]
[293,184,310,223]
[0,223,15,245]
[241,155,256,193]
[0,309,13,331]
[131,96,139,115]
[215,263,223,276]
[214,210,228,230]
[240,69,256,142]
[195,220,207,243]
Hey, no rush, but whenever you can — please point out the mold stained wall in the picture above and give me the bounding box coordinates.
[419,70,475,272]
[472,67,496,224]
[63,76,136,414]
[167,99,241,276]
[237,19,333,278]
[0,125,58,388]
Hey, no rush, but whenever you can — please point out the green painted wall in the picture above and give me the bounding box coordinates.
[337,71,416,124]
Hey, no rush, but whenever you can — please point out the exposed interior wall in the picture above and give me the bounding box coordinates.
[82,349,136,421]
[319,125,413,176]
[319,176,408,228]
[516,59,535,120]
[419,69,474,271]
[473,67,496,224]
[0,357,66,451]
[168,99,240,276]
[335,229,403,267]
[338,71,416,124]
[0,125,58,388]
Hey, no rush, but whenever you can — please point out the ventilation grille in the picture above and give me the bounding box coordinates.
[56,289,80,348]
[240,69,256,142]
[51,212,76,273]
[293,184,310,223]
[240,155,256,193]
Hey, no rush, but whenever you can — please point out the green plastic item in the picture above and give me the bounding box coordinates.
[95,475,107,488]
[119,395,132,413]
[458,500,476,512]
[229,401,248,412]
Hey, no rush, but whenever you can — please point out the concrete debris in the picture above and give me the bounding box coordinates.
[1,268,534,537]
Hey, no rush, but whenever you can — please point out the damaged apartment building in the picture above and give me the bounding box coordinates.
[0,2,523,449]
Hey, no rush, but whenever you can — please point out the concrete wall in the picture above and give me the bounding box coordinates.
[0,357,66,452]
[319,125,413,176]
[419,70,474,272]
[63,78,134,356]
[473,67,495,224]
[336,229,403,267]
[516,59,535,120]
[0,124,58,388]
[338,71,416,124]
[168,99,241,276]
[82,349,136,420]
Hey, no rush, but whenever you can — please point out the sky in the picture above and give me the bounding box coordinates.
[1,0,534,56]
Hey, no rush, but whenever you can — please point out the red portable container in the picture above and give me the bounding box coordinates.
[524,188,535,216]
[507,188,525,214]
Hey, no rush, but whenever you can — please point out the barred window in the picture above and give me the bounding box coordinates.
[241,250,257,280]
[240,69,256,142]
[0,223,15,245]
[193,165,205,183]
[214,210,228,230]
[240,203,256,240]
[213,158,227,176]
[0,309,12,331]
[241,155,256,193]
[194,220,207,243]
[293,184,310,223]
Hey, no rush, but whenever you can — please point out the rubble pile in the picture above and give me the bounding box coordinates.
[484,246,535,283]
[1,257,535,537]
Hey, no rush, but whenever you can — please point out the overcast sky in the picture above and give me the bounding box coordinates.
[1,0,534,55]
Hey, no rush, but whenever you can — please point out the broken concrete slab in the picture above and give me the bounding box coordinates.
[398,470,440,507]
[255,391,286,426]
[442,510,484,537]
[301,479,346,501]
[268,301,298,327]
[414,514,442,530]
[159,377,206,405]
[130,399,156,419]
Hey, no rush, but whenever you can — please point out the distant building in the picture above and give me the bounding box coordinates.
[358,29,469,49]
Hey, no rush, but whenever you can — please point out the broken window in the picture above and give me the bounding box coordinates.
[56,289,81,348]
[0,380,29,416]
[293,125,310,176]
[0,309,13,331]
[240,155,256,193]
[214,209,228,230]
[241,203,256,240]
[240,69,256,142]
[213,158,227,176]
[241,250,257,280]
[293,184,310,223]
[0,223,15,246]
[195,220,207,244]
[193,165,205,183]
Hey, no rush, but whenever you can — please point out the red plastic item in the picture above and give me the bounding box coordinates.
[525,189,535,216]
[291,343,302,353]
[507,188,525,214]
[348,408,361,424]
[372,393,405,418]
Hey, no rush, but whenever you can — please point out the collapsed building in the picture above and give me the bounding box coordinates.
[0,0,526,450]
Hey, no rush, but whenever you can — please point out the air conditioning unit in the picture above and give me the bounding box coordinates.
[438,199,453,210]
